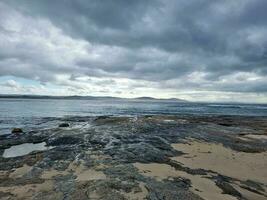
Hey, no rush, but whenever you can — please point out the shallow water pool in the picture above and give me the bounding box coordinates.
[2,142,52,158]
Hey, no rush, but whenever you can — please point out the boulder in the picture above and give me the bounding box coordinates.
[11,128,23,134]
[58,123,70,128]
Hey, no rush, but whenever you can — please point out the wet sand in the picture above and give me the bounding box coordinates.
[135,139,267,200]
[134,162,237,200]
[171,140,267,184]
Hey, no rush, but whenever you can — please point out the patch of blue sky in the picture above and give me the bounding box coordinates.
[0,75,39,86]
[0,76,62,89]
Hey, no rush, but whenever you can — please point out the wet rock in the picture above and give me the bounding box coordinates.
[240,180,265,193]
[41,147,76,163]
[106,142,178,163]
[47,136,81,146]
[33,191,63,200]
[100,130,184,163]
[169,177,191,189]
[64,116,91,122]
[240,185,265,195]
[94,164,146,199]
[232,144,264,153]
[59,123,70,127]
[54,174,76,200]
[168,160,208,175]
[215,181,242,198]
[0,176,44,187]
[94,116,129,125]
[0,191,13,199]
[0,152,44,170]
[11,128,23,134]
[24,166,43,179]
[146,178,203,200]
[53,160,71,171]
[0,134,12,140]
[218,123,232,127]
[83,178,139,199]
[95,116,110,121]
[86,135,109,147]
[104,164,143,182]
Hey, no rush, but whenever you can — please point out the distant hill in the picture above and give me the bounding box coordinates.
[134,96,187,102]
[0,94,188,102]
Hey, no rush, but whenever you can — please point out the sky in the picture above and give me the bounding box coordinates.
[0,0,267,103]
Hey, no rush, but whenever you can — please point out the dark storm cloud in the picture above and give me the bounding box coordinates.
[0,0,267,95]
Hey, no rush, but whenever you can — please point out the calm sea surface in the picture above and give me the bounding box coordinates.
[0,98,267,135]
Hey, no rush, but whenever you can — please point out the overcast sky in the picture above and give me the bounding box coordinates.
[0,0,267,103]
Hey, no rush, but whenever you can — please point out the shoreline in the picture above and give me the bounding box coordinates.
[0,115,267,199]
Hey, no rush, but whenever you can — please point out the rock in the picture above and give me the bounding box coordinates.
[106,142,172,163]
[218,123,232,127]
[58,123,70,127]
[47,136,81,146]
[241,180,265,192]
[95,116,110,121]
[0,191,12,199]
[11,128,23,134]
[215,181,242,198]
[146,178,203,200]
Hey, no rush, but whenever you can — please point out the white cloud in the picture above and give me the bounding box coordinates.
[0,1,267,102]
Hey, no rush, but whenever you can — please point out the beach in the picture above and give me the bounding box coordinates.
[0,114,267,199]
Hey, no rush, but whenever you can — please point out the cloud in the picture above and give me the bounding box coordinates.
[2,79,20,89]
[0,0,267,102]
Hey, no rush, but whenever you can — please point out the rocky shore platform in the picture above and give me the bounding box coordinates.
[0,115,267,200]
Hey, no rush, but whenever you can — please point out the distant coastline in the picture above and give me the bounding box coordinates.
[0,94,187,102]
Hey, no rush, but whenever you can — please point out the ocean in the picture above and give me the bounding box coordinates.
[0,98,267,135]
